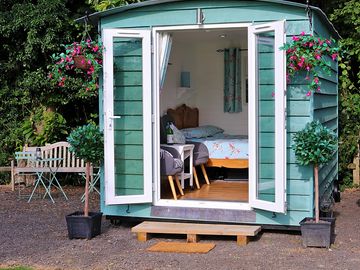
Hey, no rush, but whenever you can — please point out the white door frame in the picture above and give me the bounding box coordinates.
[248,21,287,213]
[103,28,152,205]
[152,23,253,211]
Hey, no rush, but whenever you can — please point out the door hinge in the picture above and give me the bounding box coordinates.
[151,114,155,123]
[151,43,154,54]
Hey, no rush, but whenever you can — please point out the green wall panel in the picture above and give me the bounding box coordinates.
[116,188,144,195]
[313,94,337,110]
[114,56,142,71]
[287,179,312,195]
[114,116,143,130]
[313,107,337,124]
[114,86,142,101]
[287,100,310,116]
[101,1,307,28]
[256,209,312,226]
[114,130,143,145]
[205,6,306,24]
[258,52,274,68]
[259,69,275,84]
[288,164,313,179]
[115,159,143,174]
[113,42,142,56]
[115,145,143,159]
[114,71,142,86]
[114,101,143,115]
[259,147,275,163]
[259,117,275,132]
[115,174,144,189]
[259,100,274,116]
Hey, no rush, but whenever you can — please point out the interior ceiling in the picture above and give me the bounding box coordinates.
[172,28,248,43]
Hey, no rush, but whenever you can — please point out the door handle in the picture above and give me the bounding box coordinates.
[107,116,121,130]
[109,116,121,119]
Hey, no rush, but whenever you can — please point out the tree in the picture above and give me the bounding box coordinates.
[87,0,143,11]
[0,0,97,172]
[293,121,337,222]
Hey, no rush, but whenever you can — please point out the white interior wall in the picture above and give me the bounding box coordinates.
[160,29,248,135]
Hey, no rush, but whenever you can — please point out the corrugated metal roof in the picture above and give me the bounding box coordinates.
[79,0,339,38]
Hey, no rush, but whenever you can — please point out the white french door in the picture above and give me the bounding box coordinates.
[103,29,152,205]
[248,21,287,213]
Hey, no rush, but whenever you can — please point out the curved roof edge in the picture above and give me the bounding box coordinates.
[78,0,340,39]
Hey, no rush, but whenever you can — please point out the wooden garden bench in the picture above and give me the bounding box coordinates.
[10,141,90,191]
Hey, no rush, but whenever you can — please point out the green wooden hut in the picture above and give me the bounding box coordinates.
[90,0,339,227]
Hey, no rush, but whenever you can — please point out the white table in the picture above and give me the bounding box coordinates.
[161,144,194,189]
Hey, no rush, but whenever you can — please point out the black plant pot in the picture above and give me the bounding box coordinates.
[66,211,103,240]
[300,217,335,248]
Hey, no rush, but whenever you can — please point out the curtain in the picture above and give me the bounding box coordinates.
[224,48,242,113]
[159,33,172,90]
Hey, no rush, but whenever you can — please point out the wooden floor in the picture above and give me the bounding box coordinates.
[161,180,248,202]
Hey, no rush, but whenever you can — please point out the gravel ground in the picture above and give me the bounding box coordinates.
[1,185,360,270]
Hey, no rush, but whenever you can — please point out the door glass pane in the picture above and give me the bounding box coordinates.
[113,37,144,196]
[256,31,275,202]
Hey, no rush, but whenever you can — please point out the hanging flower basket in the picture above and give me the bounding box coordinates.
[280,32,340,96]
[73,55,91,70]
[48,39,103,97]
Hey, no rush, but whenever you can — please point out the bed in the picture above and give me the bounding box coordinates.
[165,104,249,169]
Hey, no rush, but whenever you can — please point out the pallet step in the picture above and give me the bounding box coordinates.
[131,221,261,246]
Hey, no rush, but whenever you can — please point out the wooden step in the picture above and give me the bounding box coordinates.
[131,221,261,246]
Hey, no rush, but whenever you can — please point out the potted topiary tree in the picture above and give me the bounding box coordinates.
[66,123,104,239]
[293,120,337,248]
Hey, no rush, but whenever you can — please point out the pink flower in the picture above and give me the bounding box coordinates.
[315,55,321,60]
[48,73,52,79]
[305,76,310,80]
[314,77,319,84]
[92,45,99,52]
[332,53,338,61]
[316,87,321,92]
[271,91,275,97]
[309,42,313,47]
[292,36,300,41]
[326,39,331,45]
[306,91,312,96]
[300,31,305,36]
[87,66,95,75]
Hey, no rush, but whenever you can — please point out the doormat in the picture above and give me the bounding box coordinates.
[147,242,215,253]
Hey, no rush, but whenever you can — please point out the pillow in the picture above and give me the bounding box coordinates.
[181,125,224,139]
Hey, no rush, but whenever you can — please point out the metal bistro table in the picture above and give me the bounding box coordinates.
[28,157,68,203]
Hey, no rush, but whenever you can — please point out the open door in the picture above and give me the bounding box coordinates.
[248,21,287,213]
[103,29,152,205]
